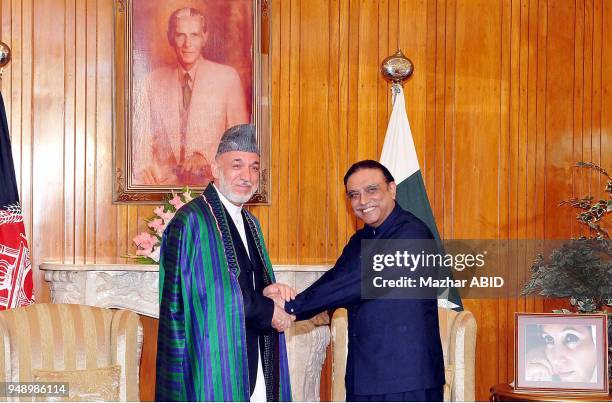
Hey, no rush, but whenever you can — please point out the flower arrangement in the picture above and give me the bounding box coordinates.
[130,188,199,264]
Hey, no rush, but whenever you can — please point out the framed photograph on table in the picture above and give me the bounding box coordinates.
[515,313,609,395]
[113,0,271,203]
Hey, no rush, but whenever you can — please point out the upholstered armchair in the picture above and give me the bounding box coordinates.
[0,303,143,401]
[330,307,477,401]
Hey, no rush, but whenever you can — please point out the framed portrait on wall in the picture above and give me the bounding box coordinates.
[515,313,609,395]
[113,0,270,203]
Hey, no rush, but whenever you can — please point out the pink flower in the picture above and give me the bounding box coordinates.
[153,206,165,217]
[133,232,157,251]
[169,195,185,210]
[154,206,175,222]
[148,218,165,233]
[136,247,153,257]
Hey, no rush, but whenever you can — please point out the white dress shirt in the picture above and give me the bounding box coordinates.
[214,185,267,402]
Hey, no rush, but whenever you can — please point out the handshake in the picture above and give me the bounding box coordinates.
[264,283,297,333]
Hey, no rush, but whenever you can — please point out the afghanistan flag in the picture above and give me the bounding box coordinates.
[380,84,463,311]
[0,92,34,309]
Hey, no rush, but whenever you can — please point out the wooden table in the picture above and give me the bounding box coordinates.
[490,383,611,402]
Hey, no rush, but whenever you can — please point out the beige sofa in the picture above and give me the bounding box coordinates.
[0,303,143,401]
[330,307,476,401]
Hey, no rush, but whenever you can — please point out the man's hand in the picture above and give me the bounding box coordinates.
[178,152,211,179]
[271,303,295,333]
[139,165,178,185]
[264,283,297,302]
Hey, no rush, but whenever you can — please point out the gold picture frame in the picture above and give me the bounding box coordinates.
[112,0,271,204]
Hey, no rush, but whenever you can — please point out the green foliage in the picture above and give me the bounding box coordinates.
[522,239,611,300]
[521,163,612,312]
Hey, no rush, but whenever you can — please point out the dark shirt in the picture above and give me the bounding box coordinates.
[285,203,445,395]
[225,207,274,395]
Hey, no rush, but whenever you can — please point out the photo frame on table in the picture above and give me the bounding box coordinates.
[112,0,271,204]
[515,312,609,395]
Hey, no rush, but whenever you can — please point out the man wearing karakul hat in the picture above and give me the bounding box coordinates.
[156,124,294,401]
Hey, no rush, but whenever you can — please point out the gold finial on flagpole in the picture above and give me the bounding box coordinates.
[0,40,11,81]
[381,49,413,84]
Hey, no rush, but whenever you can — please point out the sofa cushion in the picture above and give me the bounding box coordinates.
[32,364,121,402]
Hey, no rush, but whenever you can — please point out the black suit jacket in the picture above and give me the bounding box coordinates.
[225,207,274,395]
[285,204,445,395]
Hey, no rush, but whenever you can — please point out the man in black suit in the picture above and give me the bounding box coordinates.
[267,160,445,402]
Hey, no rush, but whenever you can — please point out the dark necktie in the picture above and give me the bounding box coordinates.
[182,72,192,109]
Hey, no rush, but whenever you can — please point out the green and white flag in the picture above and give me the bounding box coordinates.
[380,84,463,311]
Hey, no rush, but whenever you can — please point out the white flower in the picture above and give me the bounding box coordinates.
[149,246,161,263]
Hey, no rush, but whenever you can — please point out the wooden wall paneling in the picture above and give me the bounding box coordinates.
[424,0,438,219]
[513,0,531,380]
[534,0,548,246]
[297,0,329,263]
[23,0,34,284]
[454,1,502,240]
[95,0,116,261]
[544,0,574,240]
[138,316,159,402]
[517,0,530,317]
[1,1,9,178]
[601,0,610,173]
[526,0,543,316]
[573,0,586,238]
[576,0,589,225]
[498,0,512,384]
[63,0,76,263]
[2,0,15,186]
[9,0,35,290]
[346,0,360,226]
[427,0,446,238]
[455,0,504,397]
[115,204,128,263]
[1,1,8,119]
[286,0,301,263]
[32,0,65,300]
[387,0,398,104]
[525,0,538,244]
[398,0,428,174]
[355,0,378,163]
[266,0,283,261]
[591,0,603,189]
[124,205,139,263]
[273,0,290,263]
[375,0,389,159]
[73,0,87,266]
[336,0,351,252]
[84,0,97,263]
[327,0,341,262]
[442,0,455,241]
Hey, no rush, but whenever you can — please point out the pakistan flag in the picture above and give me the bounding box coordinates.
[380,84,463,311]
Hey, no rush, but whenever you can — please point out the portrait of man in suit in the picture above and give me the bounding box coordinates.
[131,2,252,186]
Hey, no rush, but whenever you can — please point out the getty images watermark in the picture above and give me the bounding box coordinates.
[360,240,586,300]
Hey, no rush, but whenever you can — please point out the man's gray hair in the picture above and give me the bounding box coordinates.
[167,7,207,46]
